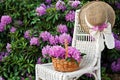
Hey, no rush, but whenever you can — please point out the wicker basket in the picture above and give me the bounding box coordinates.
[52,58,80,72]
[52,39,80,72]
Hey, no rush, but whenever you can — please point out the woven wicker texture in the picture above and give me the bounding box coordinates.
[52,58,80,72]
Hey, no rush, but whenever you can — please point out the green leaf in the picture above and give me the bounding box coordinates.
[42,58,46,63]
[66,58,71,62]
[3,72,8,78]
[27,68,30,73]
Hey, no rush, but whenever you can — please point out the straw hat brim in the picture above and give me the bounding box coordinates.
[79,1,115,33]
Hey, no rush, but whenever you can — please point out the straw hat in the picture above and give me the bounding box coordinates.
[79,1,115,33]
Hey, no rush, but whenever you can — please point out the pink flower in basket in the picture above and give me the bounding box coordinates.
[42,45,82,62]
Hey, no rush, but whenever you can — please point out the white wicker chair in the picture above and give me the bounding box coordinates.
[35,10,101,80]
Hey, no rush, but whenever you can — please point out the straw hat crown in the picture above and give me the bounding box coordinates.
[79,1,115,33]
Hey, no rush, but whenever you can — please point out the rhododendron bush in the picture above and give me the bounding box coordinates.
[0,0,120,80]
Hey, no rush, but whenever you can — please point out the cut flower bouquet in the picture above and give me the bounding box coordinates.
[42,40,83,72]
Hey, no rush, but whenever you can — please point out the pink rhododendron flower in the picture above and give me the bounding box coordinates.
[40,31,51,41]
[37,57,42,64]
[36,4,46,16]
[24,30,31,39]
[115,39,120,50]
[6,43,11,53]
[42,45,51,58]
[49,35,57,45]
[57,24,68,33]
[43,45,81,62]
[10,27,16,33]
[56,0,66,11]
[30,37,39,46]
[68,46,81,62]
[49,46,65,58]
[45,0,51,4]
[71,1,80,8]
[1,15,12,24]
[49,35,59,45]
[0,23,5,32]
[111,58,120,72]
[65,11,75,22]
[0,52,9,61]
[59,33,72,45]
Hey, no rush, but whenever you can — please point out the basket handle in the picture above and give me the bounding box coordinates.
[64,39,68,59]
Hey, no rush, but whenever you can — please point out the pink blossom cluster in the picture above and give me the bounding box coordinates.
[0,15,12,32]
[6,43,11,53]
[24,30,31,39]
[56,0,66,11]
[57,24,68,33]
[42,45,81,62]
[65,11,75,22]
[30,37,39,46]
[70,1,80,8]
[111,58,120,72]
[115,39,120,50]
[45,0,51,4]
[36,4,46,16]
[39,31,71,45]
[10,27,16,33]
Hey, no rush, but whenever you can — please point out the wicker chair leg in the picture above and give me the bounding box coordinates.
[96,67,101,80]
[96,59,101,80]
[92,72,98,80]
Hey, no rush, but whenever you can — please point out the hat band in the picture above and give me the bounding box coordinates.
[84,15,115,51]
[85,15,108,30]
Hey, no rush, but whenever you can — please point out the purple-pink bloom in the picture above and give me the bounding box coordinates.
[42,45,51,58]
[0,76,5,80]
[55,35,59,44]
[10,27,16,33]
[45,0,51,4]
[1,15,12,24]
[57,24,68,33]
[49,35,59,45]
[116,2,120,9]
[49,35,57,45]
[37,57,42,64]
[49,46,65,58]
[115,39,120,50]
[6,43,11,53]
[68,46,81,62]
[30,37,39,46]
[0,52,9,61]
[39,31,51,42]
[56,0,66,11]
[85,73,94,78]
[111,58,120,72]
[21,77,25,80]
[71,1,80,8]
[59,33,72,45]
[40,3,47,9]
[113,33,119,40]
[26,74,32,80]
[36,4,46,16]
[65,11,75,22]
[24,30,31,39]
[0,23,5,32]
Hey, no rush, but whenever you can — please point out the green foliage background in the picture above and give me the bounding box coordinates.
[0,0,119,80]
